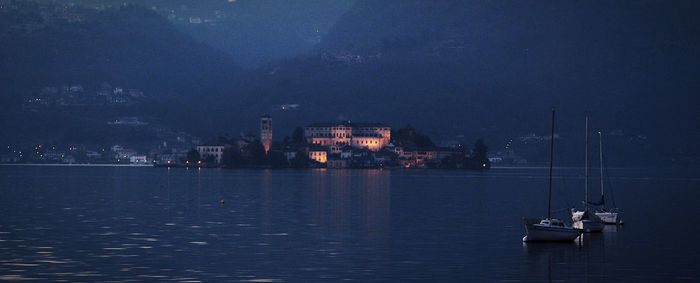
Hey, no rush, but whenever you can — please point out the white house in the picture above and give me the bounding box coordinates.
[197,143,227,164]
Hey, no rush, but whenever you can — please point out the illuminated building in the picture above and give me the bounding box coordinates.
[260,115,272,154]
[308,148,328,163]
[304,122,391,152]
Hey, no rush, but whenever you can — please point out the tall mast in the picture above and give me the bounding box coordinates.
[547,108,555,219]
[585,116,589,208]
[598,131,604,199]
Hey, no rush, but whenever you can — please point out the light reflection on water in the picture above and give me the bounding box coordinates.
[0,166,699,281]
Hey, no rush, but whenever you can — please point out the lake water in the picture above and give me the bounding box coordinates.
[1,166,699,282]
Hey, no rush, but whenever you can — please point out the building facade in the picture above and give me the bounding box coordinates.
[260,115,273,154]
[308,148,328,164]
[197,144,226,164]
[304,122,391,152]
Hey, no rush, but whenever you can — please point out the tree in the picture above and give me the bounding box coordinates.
[222,146,243,168]
[289,150,311,168]
[186,149,200,162]
[292,127,305,144]
[470,139,490,170]
[218,136,231,144]
[268,151,289,168]
[392,126,434,148]
[246,141,267,166]
[473,139,488,160]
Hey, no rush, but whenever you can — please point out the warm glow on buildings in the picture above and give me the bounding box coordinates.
[260,115,272,154]
[304,122,390,152]
[308,149,328,163]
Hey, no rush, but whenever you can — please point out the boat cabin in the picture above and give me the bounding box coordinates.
[539,219,565,227]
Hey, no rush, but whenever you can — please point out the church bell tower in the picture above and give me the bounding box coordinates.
[260,115,272,154]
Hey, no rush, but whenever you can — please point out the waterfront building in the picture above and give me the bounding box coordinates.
[395,147,444,168]
[284,150,298,161]
[61,155,76,164]
[304,122,391,152]
[158,154,178,165]
[113,148,138,161]
[85,151,102,160]
[42,150,65,162]
[374,149,398,167]
[129,155,148,164]
[327,156,351,168]
[197,143,226,164]
[308,147,328,164]
[339,146,354,159]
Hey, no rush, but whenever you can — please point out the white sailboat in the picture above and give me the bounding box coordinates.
[572,210,605,232]
[523,109,583,242]
[593,131,623,225]
[571,116,605,233]
[596,210,621,225]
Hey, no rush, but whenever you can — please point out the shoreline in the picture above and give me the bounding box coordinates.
[0,163,694,170]
[0,163,154,167]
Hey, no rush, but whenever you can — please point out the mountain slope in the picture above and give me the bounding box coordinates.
[218,0,700,165]
[31,0,356,67]
[0,1,240,144]
[0,1,239,96]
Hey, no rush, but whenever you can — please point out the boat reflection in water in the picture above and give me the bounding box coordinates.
[522,241,580,282]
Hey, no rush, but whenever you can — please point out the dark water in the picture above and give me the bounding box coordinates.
[1,166,699,282]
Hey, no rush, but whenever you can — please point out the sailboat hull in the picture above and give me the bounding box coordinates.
[523,219,582,242]
[571,210,605,232]
[573,220,605,233]
[595,212,620,224]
